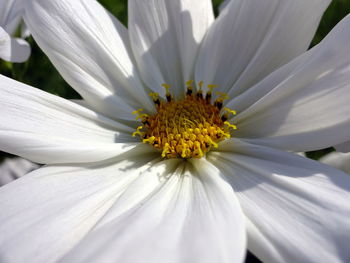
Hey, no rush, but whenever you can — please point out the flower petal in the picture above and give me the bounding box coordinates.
[320,152,350,174]
[232,15,350,152]
[334,141,350,153]
[0,157,39,186]
[0,150,162,263]
[62,158,246,263]
[0,75,136,164]
[129,0,214,98]
[209,139,350,263]
[0,27,30,62]
[195,0,330,96]
[0,0,22,34]
[24,0,154,120]
[218,0,230,13]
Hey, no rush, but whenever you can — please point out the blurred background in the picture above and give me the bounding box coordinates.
[0,0,350,262]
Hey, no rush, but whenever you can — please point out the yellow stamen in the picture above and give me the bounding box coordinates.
[224,121,237,130]
[132,108,144,115]
[132,126,144,137]
[216,91,230,101]
[132,82,237,159]
[198,81,204,90]
[224,107,237,116]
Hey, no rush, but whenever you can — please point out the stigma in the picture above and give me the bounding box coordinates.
[132,81,237,159]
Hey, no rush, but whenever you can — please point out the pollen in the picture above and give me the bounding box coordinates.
[132,81,237,159]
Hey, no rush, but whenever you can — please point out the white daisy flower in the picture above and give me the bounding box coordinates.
[0,0,31,63]
[0,157,39,186]
[1,0,350,262]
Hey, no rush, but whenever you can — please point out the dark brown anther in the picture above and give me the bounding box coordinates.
[186,88,193,96]
[221,113,228,122]
[142,119,150,126]
[196,90,203,99]
[205,92,211,103]
[154,99,161,107]
[166,94,172,102]
[215,100,223,110]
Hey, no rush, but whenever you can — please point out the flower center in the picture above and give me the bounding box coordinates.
[132,81,237,159]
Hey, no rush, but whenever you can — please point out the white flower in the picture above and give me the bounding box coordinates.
[0,0,31,63]
[1,0,350,262]
[0,157,39,186]
[320,152,350,174]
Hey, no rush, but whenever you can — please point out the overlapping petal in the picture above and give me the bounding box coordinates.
[24,0,154,120]
[196,0,330,96]
[0,157,39,186]
[0,75,136,164]
[209,139,350,263]
[0,150,162,263]
[320,152,350,174]
[231,15,350,152]
[0,27,30,62]
[129,0,214,98]
[0,0,22,34]
[334,141,350,153]
[62,158,246,263]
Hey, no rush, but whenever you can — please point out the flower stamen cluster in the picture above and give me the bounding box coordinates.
[132,81,237,159]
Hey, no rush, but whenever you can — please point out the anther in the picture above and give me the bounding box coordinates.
[149,92,161,106]
[221,113,228,122]
[197,89,203,99]
[161,83,172,102]
[206,84,217,103]
[214,100,223,110]
[142,118,150,126]
[186,80,194,96]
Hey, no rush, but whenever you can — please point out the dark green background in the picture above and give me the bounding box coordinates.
[1,1,350,262]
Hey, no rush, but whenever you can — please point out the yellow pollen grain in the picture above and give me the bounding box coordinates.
[132,83,237,159]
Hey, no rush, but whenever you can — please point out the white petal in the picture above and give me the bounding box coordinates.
[320,152,350,174]
[129,0,214,98]
[334,141,350,153]
[0,0,22,34]
[0,75,137,164]
[0,151,162,263]
[62,158,246,263]
[24,0,154,120]
[195,0,330,96]
[0,27,30,62]
[218,0,230,13]
[209,139,350,263]
[0,157,39,186]
[232,15,350,152]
